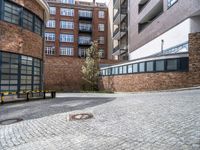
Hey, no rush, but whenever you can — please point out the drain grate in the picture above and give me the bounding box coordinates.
[69,113,93,121]
[0,118,23,125]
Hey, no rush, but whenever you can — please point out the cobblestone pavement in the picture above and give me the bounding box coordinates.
[0,90,200,150]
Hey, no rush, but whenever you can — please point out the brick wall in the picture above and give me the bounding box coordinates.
[99,33,200,92]
[44,56,118,91]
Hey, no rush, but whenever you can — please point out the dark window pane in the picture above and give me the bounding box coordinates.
[167,59,177,70]
[146,61,154,72]
[155,60,165,71]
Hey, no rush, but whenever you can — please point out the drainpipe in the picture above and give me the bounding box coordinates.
[161,39,164,53]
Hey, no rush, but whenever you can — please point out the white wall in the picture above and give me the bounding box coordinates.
[129,18,191,60]
[107,0,113,59]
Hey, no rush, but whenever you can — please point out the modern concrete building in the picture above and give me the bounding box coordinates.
[100,0,200,92]
[45,0,108,59]
[0,0,49,92]
[112,0,128,60]
[129,0,200,60]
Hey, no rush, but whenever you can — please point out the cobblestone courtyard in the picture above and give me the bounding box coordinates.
[0,90,200,150]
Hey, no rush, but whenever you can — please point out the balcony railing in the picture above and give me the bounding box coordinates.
[79,26,92,32]
[113,45,120,53]
[113,27,127,38]
[113,6,127,22]
[78,40,92,46]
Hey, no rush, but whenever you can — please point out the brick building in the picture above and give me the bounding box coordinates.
[0,0,49,92]
[45,0,108,59]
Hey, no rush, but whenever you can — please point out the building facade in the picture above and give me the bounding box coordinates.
[0,0,49,92]
[100,0,200,92]
[45,0,108,59]
[112,0,128,60]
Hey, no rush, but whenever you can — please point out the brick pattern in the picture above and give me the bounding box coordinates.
[0,21,43,59]
[99,33,200,92]
[45,2,108,59]
[44,56,119,91]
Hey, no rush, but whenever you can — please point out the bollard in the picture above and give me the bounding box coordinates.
[43,91,46,99]
[26,92,30,101]
[1,93,4,104]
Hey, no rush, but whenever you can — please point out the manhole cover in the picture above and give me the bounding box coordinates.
[0,118,23,125]
[69,113,93,121]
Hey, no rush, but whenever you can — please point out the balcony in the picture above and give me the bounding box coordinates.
[79,26,92,33]
[112,45,128,56]
[113,6,127,25]
[78,40,92,46]
[113,0,126,9]
[113,27,127,40]
[79,11,93,20]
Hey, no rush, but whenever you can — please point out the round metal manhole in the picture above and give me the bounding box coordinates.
[69,113,93,121]
[0,118,23,125]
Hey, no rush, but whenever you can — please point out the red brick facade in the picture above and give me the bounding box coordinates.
[99,33,200,92]
[45,1,108,58]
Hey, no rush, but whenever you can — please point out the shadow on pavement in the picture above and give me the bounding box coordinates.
[0,97,115,121]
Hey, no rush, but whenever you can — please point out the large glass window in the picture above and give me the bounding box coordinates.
[123,66,127,74]
[60,8,74,16]
[155,60,165,71]
[4,1,21,25]
[46,20,56,28]
[22,10,33,31]
[139,62,145,72]
[146,61,154,72]
[60,47,73,56]
[60,0,75,4]
[60,34,74,42]
[133,64,138,73]
[45,33,55,41]
[35,17,43,35]
[0,51,42,92]
[167,59,177,71]
[50,7,56,15]
[128,64,133,73]
[60,21,74,29]
[79,36,91,44]
[79,10,92,18]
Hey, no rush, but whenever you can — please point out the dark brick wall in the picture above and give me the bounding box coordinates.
[44,56,119,91]
[99,33,200,92]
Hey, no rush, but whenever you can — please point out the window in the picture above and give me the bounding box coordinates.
[22,10,33,31]
[139,62,145,72]
[99,49,105,59]
[98,24,105,31]
[79,10,92,18]
[79,48,86,57]
[79,36,91,44]
[123,66,127,74]
[60,8,74,16]
[114,67,118,75]
[128,64,133,73]
[168,0,178,8]
[60,34,74,42]
[60,0,75,4]
[79,23,92,31]
[155,60,165,71]
[133,64,138,73]
[98,11,105,18]
[45,46,55,55]
[60,47,73,56]
[46,20,56,28]
[99,37,104,44]
[4,1,21,25]
[146,61,154,72]
[119,66,123,74]
[167,59,177,71]
[45,33,55,41]
[50,7,56,15]
[35,17,43,35]
[60,21,74,29]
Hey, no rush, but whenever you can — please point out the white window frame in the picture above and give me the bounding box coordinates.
[45,46,55,55]
[46,20,56,28]
[98,24,105,31]
[98,11,105,18]
[50,7,56,15]
[60,8,74,16]
[60,21,74,29]
[60,34,74,42]
[45,33,55,41]
[60,47,74,56]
